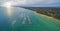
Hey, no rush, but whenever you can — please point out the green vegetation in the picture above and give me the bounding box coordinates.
[22,7,60,20]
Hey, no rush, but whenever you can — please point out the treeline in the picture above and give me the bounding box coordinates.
[22,7,60,20]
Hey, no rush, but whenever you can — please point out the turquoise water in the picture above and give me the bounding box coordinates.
[0,7,60,31]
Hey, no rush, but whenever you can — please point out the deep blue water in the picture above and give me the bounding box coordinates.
[0,7,10,31]
[0,7,26,31]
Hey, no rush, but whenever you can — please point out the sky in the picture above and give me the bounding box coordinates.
[0,0,60,7]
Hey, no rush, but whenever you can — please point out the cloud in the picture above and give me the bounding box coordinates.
[26,0,60,4]
[0,0,60,7]
[23,0,60,7]
[13,0,60,7]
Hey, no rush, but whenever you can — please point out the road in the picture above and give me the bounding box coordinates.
[0,7,60,31]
